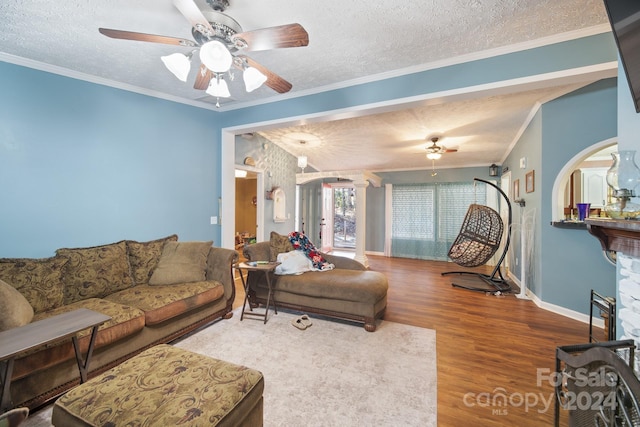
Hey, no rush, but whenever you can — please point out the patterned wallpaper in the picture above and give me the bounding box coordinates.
[235,134,297,236]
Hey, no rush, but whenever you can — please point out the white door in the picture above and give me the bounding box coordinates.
[321,183,333,252]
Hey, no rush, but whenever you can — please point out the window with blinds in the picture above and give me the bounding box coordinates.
[392,185,435,239]
[391,181,487,260]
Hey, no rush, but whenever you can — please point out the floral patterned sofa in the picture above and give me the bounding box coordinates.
[243,232,388,332]
[0,235,237,410]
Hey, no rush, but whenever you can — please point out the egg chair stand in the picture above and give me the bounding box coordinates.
[442,178,512,293]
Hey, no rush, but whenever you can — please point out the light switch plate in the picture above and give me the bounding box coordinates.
[519,157,526,169]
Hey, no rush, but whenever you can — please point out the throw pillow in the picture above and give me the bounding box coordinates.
[0,256,68,314]
[0,407,29,427]
[126,234,179,285]
[57,240,134,304]
[269,231,293,262]
[149,241,213,285]
[0,279,34,332]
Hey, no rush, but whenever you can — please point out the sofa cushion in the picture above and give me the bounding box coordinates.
[57,241,134,304]
[0,279,34,331]
[269,231,293,262]
[126,235,178,285]
[149,241,212,285]
[0,256,68,314]
[52,345,264,427]
[266,270,388,303]
[12,298,145,380]
[105,281,224,325]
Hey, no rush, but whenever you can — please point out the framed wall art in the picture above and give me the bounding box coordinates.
[526,170,535,193]
[513,179,520,199]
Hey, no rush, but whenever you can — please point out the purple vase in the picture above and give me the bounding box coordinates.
[577,203,591,221]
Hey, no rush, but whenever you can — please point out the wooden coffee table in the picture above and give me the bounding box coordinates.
[235,261,280,324]
[0,308,111,412]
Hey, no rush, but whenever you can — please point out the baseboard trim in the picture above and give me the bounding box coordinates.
[506,271,604,329]
[366,251,385,257]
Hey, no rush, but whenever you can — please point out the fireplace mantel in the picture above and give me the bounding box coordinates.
[585,218,640,258]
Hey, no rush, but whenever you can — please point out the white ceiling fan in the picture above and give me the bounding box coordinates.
[423,136,457,176]
[424,136,458,160]
[98,0,309,106]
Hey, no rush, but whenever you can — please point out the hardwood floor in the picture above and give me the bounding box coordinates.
[234,254,596,426]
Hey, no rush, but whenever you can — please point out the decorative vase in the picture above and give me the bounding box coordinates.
[604,150,640,219]
[577,203,591,221]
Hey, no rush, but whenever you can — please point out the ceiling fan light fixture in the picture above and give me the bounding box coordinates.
[206,75,231,98]
[243,66,267,92]
[199,40,233,73]
[161,52,192,82]
[427,152,442,160]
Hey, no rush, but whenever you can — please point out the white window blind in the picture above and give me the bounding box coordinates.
[392,185,434,239]
[391,182,487,260]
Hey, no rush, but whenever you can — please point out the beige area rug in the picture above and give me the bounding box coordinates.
[23,308,437,426]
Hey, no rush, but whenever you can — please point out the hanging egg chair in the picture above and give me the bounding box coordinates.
[442,178,512,292]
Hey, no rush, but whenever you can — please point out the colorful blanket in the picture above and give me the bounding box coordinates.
[287,231,334,271]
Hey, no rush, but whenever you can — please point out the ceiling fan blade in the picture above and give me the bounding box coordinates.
[443,148,458,153]
[233,24,309,52]
[237,56,293,93]
[173,0,215,36]
[99,28,197,47]
[194,64,212,90]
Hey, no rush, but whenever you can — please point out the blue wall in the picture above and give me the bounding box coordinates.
[0,31,622,318]
[502,79,618,313]
[0,62,222,257]
[218,33,617,129]
[540,80,618,313]
[503,111,543,290]
[618,57,640,153]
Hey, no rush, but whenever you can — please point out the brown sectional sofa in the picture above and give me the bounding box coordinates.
[0,235,237,410]
[243,234,388,332]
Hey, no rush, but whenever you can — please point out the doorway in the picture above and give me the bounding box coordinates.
[321,183,356,252]
[234,167,265,249]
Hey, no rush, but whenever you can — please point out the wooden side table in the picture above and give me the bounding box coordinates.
[235,262,280,324]
[0,308,111,412]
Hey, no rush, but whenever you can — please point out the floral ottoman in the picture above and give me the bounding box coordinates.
[51,344,264,427]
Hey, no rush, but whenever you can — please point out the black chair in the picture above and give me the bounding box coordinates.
[442,178,512,292]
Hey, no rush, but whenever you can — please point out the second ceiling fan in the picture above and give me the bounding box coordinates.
[424,136,457,177]
[99,0,309,105]
[425,136,457,160]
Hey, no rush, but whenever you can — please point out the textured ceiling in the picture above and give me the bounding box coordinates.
[0,0,613,172]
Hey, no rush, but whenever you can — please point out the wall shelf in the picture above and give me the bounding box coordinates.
[550,221,587,229]
[585,218,640,258]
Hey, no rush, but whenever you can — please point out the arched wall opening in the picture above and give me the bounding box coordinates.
[551,137,617,221]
